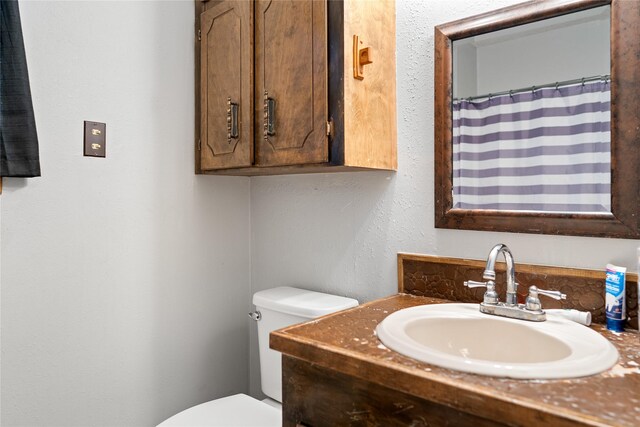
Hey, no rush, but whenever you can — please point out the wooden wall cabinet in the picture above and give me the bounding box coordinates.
[195,0,397,176]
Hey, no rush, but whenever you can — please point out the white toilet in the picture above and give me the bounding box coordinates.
[158,286,358,426]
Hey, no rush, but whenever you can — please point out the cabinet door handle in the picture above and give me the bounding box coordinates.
[227,97,239,141]
[263,91,276,139]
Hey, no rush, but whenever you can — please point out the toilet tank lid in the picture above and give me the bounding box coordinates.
[253,287,359,319]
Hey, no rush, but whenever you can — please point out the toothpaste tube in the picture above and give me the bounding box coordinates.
[605,264,626,332]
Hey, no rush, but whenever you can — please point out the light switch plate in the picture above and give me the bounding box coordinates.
[83,121,106,157]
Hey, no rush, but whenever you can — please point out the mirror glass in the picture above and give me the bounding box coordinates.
[450,6,610,214]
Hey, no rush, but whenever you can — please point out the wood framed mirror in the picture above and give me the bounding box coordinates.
[434,0,639,239]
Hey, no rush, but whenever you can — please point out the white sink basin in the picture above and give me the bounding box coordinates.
[376,303,619,379]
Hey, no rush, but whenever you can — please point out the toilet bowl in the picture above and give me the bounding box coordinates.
[157,394,280,427]
[157,287,358,426]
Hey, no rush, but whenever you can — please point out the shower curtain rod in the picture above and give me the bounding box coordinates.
[453,74,610,102]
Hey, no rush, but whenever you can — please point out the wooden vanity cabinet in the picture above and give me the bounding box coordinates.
[195,0,397,176]
[283,356,501,427]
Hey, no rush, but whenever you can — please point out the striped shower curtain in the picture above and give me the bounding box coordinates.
[452,81,610,213]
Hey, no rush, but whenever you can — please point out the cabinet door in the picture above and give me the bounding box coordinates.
[200,1,253,170]
[255,0,328,166]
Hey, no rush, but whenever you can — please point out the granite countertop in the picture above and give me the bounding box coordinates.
[271,294,640,427]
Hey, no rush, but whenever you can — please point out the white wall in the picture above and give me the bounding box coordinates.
[453,6,610,98]
[1,1,251,426]
[453,42,477,98]
[248,0,640,396]
[476,8,610,95]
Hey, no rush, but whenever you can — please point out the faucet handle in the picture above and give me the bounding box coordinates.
[464,280,490,288]
[525,286,567,312]
[536,288,567,301]
[464,280,499,305]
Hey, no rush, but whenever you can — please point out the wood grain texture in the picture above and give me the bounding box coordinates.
[433,0,640,239]
[201,163,388,176]
[272,294,640,427]
[342,0,397,170]
[254,0,328,167]
[609,0,640,239]
[398,253,639,329]
[283,355,502,427]
[195,0,398,175]
[200,0,253,170]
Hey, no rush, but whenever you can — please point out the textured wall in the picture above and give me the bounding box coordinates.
[0,1,251,426]
[249,0,640,397]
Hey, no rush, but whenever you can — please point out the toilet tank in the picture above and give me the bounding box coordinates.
[252,287,359,402]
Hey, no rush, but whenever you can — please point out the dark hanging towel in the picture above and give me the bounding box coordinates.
[0,0,40,177]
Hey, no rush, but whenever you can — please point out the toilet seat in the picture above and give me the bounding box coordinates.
[157,394,281,427]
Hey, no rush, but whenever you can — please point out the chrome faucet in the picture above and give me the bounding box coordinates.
[483,243,517,306]
[464,243,566,322]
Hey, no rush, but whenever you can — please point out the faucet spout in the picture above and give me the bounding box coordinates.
[466,244,566,321]
[483,244,517,306]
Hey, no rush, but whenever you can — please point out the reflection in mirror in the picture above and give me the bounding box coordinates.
[451,6,611,214]
[434,0,640,239]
